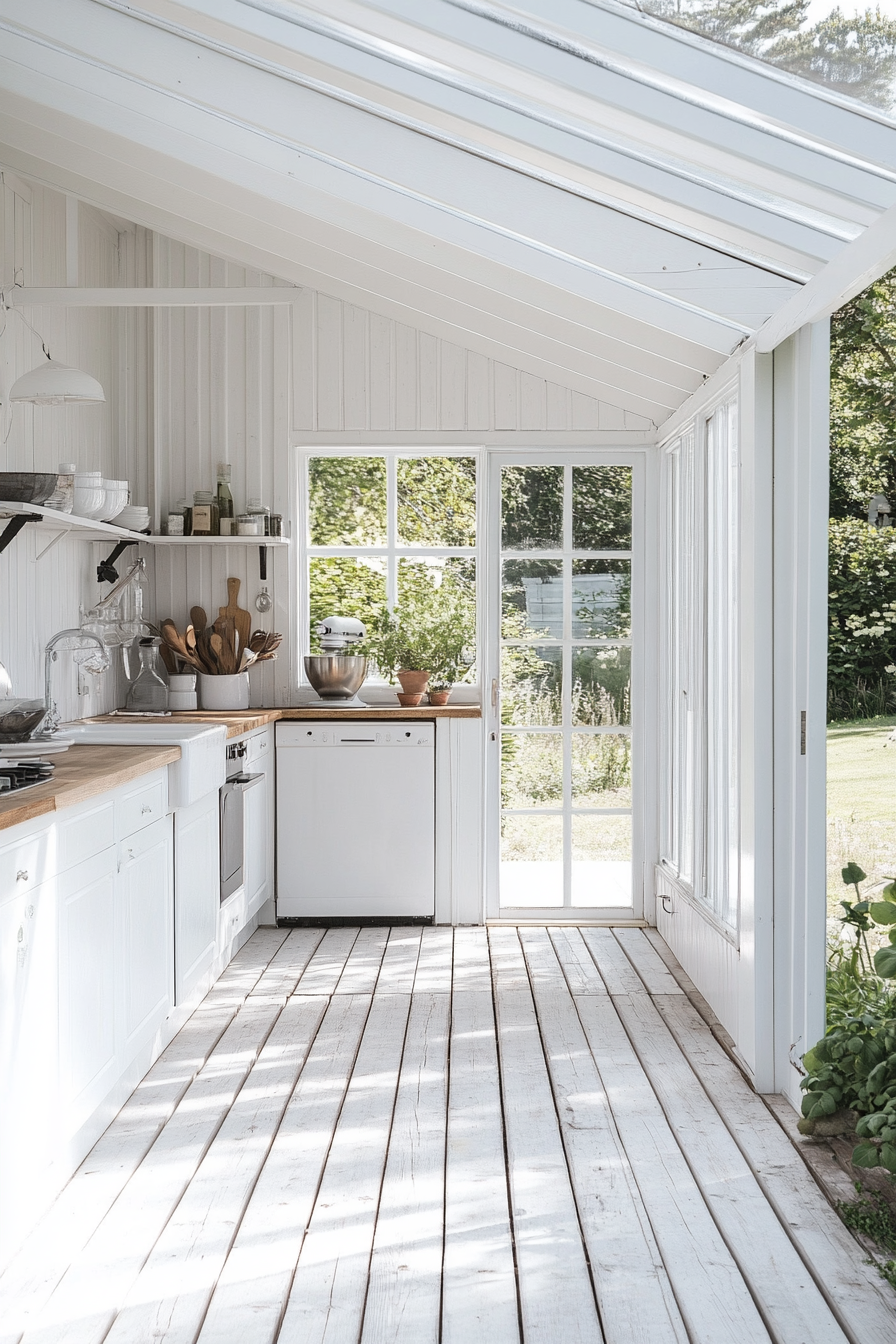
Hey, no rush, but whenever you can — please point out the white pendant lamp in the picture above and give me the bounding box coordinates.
[9,357,105,405]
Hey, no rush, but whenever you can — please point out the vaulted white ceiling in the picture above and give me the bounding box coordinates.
[1,0,895,426]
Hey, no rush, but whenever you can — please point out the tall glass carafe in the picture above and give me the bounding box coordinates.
[125,637,169,711]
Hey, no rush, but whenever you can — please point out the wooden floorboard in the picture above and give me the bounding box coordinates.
[3,926,891,1344]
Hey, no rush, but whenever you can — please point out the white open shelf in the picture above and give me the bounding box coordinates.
[0,501,289,546]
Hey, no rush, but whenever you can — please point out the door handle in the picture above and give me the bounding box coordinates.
[491,677,498,709]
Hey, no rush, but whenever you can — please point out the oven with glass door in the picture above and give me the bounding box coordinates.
[220,741,263,902]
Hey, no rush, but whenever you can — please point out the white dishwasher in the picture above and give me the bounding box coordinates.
[276,720,435,920]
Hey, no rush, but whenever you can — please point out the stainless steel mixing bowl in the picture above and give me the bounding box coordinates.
[304,655,368,699]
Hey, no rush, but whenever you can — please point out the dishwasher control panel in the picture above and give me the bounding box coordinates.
[277,722,435,748]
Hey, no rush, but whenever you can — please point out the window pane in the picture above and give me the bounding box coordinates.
[397,557,476,684]
[308,557,387,651]
[397,456,476,547]
[308,456,386,546]
[501,814,563,907]
[502,732,563,808]
[572,646,631,726]
[502,465,563,550]
[572,466,632,550]
[571,815,631,908]
[502,560,563,639]
[501,646,561,726]
[571,733,631,807]
[572,560,631,638]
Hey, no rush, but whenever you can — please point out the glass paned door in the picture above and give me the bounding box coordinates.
[493,458,636,913]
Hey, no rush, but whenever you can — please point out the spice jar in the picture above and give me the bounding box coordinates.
[269,513,282,538]
[237,514,261,536]
[247,497,271,536]
[191,490,219,536]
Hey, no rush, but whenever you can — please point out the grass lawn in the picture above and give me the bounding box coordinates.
[827,713,896,920]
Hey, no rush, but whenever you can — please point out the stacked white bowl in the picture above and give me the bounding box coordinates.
[101,480,130,521]
[114,504,150,533]
[73,471,105,519]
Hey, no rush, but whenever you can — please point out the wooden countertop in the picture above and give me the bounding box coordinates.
[90,704,481,737]
[0,744,181,833]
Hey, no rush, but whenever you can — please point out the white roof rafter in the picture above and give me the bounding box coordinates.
[0,0,894,424]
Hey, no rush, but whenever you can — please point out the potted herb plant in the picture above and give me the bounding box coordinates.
[365,609,432,703]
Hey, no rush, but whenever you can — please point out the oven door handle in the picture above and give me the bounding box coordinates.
[228,771,264,791]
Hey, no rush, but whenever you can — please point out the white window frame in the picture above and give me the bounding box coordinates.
[484,448,647,922]
[660,390,741,935]
[296,446,483,695]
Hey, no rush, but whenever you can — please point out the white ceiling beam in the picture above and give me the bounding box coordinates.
[9,286,300,305]
[755,200,896,352]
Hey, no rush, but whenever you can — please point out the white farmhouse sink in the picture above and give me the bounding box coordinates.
[61,721,227,808]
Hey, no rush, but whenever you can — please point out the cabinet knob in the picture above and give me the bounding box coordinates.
[141,805,153,815]
[16,869,28,882]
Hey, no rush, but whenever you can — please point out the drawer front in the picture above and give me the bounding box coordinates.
[0,829,52,896]
[115,774,167,841]
[57,800,115,872]
[246,728,272,763]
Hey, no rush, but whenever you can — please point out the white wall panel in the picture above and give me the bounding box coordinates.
[290,288,651,434]
[0,179,150,720]
[152,238,293,705]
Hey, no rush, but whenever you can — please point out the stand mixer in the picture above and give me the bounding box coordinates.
[304,616,368,706]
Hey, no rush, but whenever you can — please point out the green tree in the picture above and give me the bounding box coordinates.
[829,268,896,521]
[640,2,896,108]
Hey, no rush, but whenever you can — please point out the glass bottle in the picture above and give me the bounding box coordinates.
[191,490,219,536]
[217,463,234,536]
[248,497,271,536]
[125,638,169,712]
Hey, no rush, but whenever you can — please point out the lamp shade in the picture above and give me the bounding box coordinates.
[9,359,105,405]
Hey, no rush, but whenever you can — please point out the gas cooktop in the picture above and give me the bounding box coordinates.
[0,759,55,795]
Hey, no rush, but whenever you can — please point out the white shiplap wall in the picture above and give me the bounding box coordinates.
[0,177,153,718]
[292,287,653,435]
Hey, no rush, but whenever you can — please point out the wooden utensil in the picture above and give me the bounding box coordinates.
[213,616,238,674]
[209,633,228,674]
[158,642,177,676]
[160,619,202,672]
[190,605,207,634]
[218,578,251,661]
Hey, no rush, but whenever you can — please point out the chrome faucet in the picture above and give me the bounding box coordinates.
[44,629,111,733]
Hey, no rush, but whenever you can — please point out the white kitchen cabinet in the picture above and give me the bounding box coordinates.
[0,865,59,1267]
[117,817,173,1056]
[244,727,273,919]
[57,848,118,1137]
[174,790,219,1004]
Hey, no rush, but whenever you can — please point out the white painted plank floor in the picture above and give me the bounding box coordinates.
[2,925,894,1344]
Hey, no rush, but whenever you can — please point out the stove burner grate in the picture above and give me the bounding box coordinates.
[0,759,56,795]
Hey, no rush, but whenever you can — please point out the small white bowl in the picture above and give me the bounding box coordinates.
[101,480,129,521]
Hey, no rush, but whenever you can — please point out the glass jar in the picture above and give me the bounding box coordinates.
[176,498,192,536]
[125,638,169,712]
[269,513,282,538]
[45,463,76,514]
[191,490,219,536]
[217,462,234,536]
[237,514,261,536]
[248,497,271,536]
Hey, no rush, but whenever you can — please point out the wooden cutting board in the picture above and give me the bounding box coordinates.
[218,577,252,657]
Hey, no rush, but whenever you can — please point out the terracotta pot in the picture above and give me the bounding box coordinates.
[397,669,430,695]
[396,691,423,706]
[429,689,451,706]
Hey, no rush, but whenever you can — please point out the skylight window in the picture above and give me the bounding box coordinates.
[629,1,896,110]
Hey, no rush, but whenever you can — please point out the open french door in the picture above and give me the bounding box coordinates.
[485,452,647,921]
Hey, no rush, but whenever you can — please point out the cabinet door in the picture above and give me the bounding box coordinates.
[118,817,173,1057]
[0,877,59,1266]
[58,850,118,1133]
[174,791,219,1004]
[244,749,272,918]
